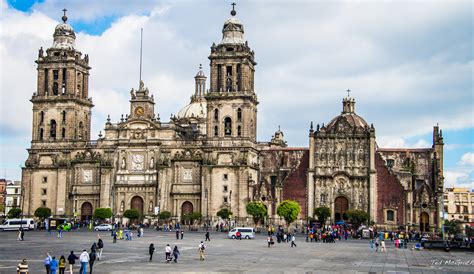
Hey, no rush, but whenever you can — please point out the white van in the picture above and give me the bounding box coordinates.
[228,227,255,239]
[0,219,36,231]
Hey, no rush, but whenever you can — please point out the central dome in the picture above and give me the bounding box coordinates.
[177,100,207,119]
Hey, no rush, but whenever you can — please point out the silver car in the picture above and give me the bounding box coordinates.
[94,224,113,231]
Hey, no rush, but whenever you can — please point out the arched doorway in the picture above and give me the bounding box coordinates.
[181,201,194,215]
[334,196,349,222]
[131,196,144,216]
[81,202,93,221]
[420,212,429,232]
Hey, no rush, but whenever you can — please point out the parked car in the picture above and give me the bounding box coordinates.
[0,219,36,231]
[94,224,113,231]
[227,227,255,239]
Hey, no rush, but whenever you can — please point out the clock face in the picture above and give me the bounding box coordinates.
[135,106,144,116]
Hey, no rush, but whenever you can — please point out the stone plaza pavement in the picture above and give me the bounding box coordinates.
[0,229,472,273]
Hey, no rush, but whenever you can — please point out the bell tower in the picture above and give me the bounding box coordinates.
[31,9,93,144]
[206,4,258,141]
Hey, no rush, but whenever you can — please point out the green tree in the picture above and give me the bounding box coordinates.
[34,207,52,220]
[346,209,369,228]
[93,208,113,220]
[158,211,171,220]
[246,201,268,226]
[216,208,232,220]
[0,204,5,214]
[7,208,22,219]
[277,200,301,226]
[444,220,462,236]
[123,209,140,221]
[314,206,331,225]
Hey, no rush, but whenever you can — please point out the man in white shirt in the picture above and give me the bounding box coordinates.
[79,249,89,274]
[165,244,172,262]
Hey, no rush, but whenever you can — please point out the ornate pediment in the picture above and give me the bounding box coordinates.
[74,149,101,162]
[173,149,203,161]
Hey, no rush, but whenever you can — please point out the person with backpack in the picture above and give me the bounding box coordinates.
[97,237,104,261]
[50,256,58,274]
[58,255,66,274]
[198,241,206,261]
[44,253,52,274]
[149,243,155,261]
[172,246,180,263]
[67,251,78,274]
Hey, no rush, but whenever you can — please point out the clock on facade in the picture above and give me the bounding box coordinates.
[134,106,144,116]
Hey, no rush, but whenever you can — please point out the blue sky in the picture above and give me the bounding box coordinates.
[1,0,473,189]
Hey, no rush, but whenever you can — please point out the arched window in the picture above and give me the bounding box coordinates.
[386,210,394,222]
[214,109,219,122]
[62,111,66,122]
[61,128,66,139]
[39,128,44,140]
[39,111,44,124]
[214,125,218,136]
[224,117,232,136]
[53,82,58,95]
[50,120,57,139]
[237,108,242,121]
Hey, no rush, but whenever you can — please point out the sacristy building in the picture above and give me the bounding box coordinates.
[22,7,444,232]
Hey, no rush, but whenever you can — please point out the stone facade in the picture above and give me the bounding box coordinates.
[443,188,474,229]
[22,8,444,231]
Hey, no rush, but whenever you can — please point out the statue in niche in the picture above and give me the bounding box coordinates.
[38,47,44,58]
[226,72,232,92]
[149,157,155,169]
[121,157,126,169]
[120,201,124,212]
[148,201,153,213]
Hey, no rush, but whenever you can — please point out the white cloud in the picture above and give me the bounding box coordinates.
[1,0,472,180]
[459,152,474,166]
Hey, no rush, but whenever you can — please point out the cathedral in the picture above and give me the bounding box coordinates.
[21,6,444,232]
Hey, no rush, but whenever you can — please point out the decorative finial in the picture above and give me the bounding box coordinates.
[278,125,281,131]
[62,8,68,23]
[231,2,237,16]
[310,121,313,130]
[199,64,202,70]
[346,89,351,97]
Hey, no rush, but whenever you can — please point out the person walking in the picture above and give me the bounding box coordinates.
[67,251,78,274]
[172,246,180,263]
[180,230,184,240]
[89,249,96,274]
[50,257,58,274]
[205,231,210,241]
[149,243,155,261]
[165,244,172,263]
[20,229,25,241]
[44,253,52,274]
[97,237,104,261]
[291,234,297,247]
[267,236,274,247]
[91,242,97,253]
[58,256,66,274]
[16,258,28,274]
[113,230,117,243]
[381,239,386,253]
[176,230,179,240]
[79,249,89,274]
[17,229,22,241]
[198,241,206,261]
